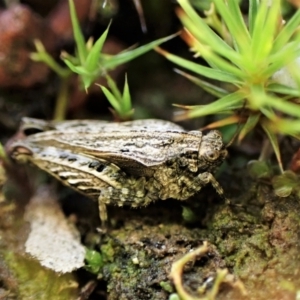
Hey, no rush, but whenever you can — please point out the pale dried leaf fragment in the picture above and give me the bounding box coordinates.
[24,186,85,273]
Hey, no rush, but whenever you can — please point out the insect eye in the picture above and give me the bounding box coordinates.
[205,150,219,161]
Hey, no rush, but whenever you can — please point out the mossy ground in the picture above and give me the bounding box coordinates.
[85,168,300,300]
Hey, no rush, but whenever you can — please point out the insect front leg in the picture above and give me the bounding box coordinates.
[197,172,229,203]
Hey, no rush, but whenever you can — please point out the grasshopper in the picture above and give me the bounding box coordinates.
[9,118,228,228]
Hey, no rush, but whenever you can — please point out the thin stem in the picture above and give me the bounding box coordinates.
[53,77,71,121]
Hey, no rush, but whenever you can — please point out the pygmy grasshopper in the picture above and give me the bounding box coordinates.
[9,118,228,228]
